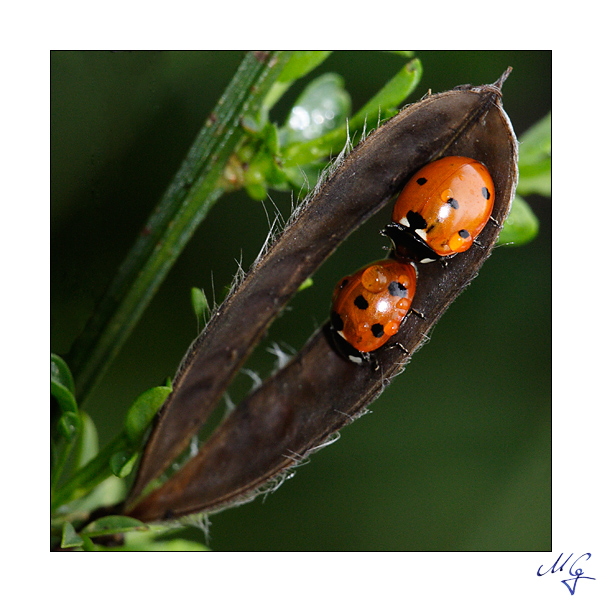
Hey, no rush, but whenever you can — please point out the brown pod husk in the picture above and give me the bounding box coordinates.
[126,71,518,521]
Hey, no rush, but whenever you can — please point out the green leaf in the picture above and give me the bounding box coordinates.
[81,515,148,538]
[263,121,280,156]
[74,411,99,470]
[277,51,332,84]
[244,181,268,201]
[241,139,291,200]
[263,51,332,112]
[124,385,172,443]
[498,194,539,246]
[298,277,313,292]
[191,287,209,321]
[51,354,77,414]
[97,529,211,551]
[66,475,127,515]
[518,112,551,166]
[280,73,351,146]
[58,411,81,442]
[122,537,210,551]
[517,112,551,197]
[517,159,551,197]
[110,449,138,478]
[347,58,423,132]
[51,353,75,393]
[282,58,422,168]
[61,522,84,548]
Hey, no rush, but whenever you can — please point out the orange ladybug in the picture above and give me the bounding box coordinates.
[330,259,416,361]
[385,156,495,262]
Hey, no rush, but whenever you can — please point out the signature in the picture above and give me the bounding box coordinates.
[537,553,596,595]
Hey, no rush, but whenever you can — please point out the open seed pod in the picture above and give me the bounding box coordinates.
[126,70,519,522]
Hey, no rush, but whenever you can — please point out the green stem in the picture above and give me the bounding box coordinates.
[66,51,294,404]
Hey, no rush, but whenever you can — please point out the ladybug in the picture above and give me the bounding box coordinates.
[383,156,495,262]
[330,259,417,363]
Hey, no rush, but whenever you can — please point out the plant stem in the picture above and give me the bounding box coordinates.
[66,51,293,404]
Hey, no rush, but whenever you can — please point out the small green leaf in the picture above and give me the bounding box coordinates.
[498,194,539,246]
[298,277,313,292]
[280,73,351,146]
[81,515,148,538]
[51,354,77,414]
[282,58,422,168]
[124,385,172,443]
[61,522,84,548]
[242,143,291,200]
[517,159,551,197]
[263,121,280,156]
[277,51,332,85]
[518,112,551,166]
[347,58,422,132]
[110,448,138,478]
[58,411,81,442]
[66,475,127,515]
[51,381,77,415]
[191,287,208,321]
[245,181,268,201]
[95,528,211,551]
[74,411,99,470]
[121,535,210,551]
[517,112,551,197]
[51,353,75,394]
[263,52,333,115]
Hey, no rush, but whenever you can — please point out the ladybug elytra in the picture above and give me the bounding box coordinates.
[384,156,495,262]
[330,259,416,361]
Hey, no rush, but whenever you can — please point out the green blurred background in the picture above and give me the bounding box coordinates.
[51,51,551,550]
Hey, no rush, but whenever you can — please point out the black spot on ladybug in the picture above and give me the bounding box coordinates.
[371,323,385,338]
[339,278,349,290]
[416,177,427,185]
[406,210,428,230]
[388,281,408,297]
[354,295,369,310]
[482,187,491,200]
[447,198,459,209]
[459,229,470,239]
[331,311,344,331]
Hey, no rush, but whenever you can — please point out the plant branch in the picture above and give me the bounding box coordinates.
[66,51,294,404]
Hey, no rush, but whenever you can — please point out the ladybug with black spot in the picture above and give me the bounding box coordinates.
[330,259,416,364]
[384,156,495,263]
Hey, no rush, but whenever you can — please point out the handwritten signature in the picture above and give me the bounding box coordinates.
[537,553,596,595]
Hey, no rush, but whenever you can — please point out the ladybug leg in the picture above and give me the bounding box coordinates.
[488,215,501,228]
[392,341,410,354]
[410,307,427,320]
[428,256,449,268]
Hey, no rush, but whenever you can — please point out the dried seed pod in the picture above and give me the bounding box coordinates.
[126,70,518,521]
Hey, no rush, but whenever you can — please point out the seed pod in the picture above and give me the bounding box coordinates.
[126,70,518,521]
